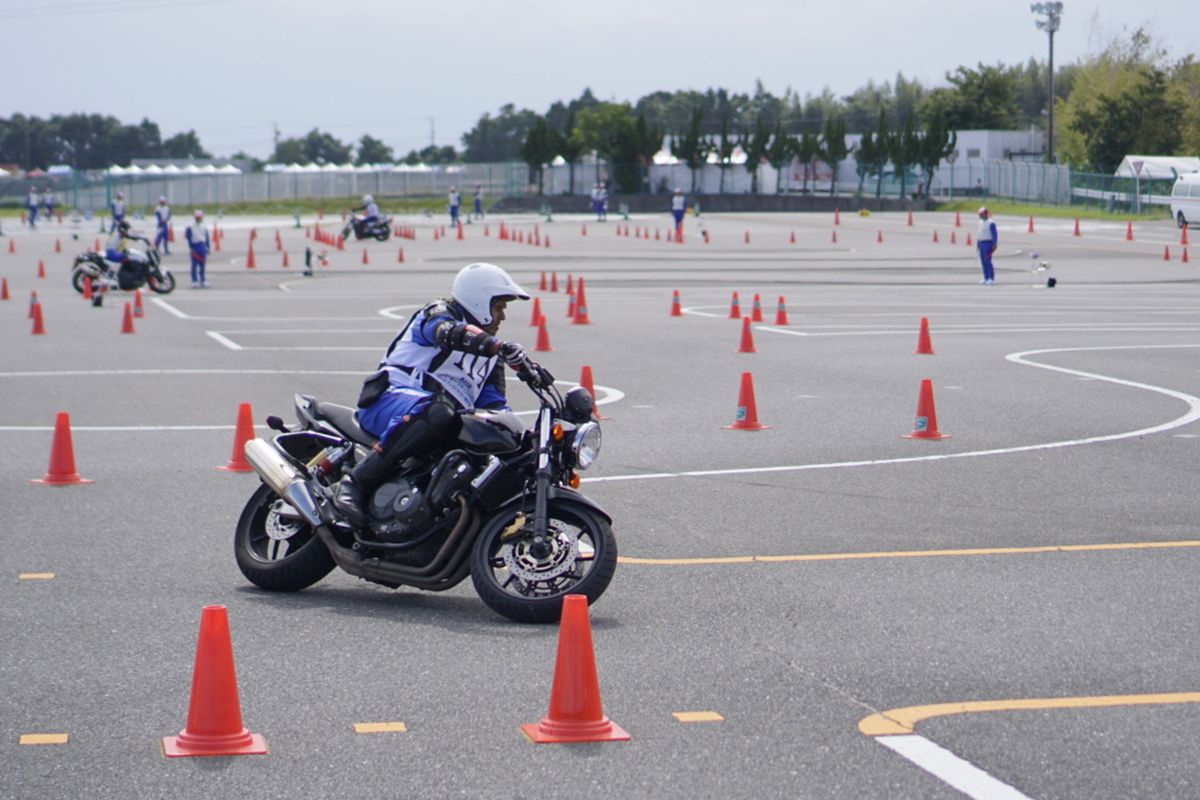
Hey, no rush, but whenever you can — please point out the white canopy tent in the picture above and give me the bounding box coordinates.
[1114,155,1200,179]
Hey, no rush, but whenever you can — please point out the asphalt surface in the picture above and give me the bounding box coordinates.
[3,208,1200,799]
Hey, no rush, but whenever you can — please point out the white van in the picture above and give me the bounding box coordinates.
[1169,173,1200,228]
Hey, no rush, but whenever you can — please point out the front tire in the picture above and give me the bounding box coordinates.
[147,270,176,294]
[470,499,617,624]
[234,483,335,591]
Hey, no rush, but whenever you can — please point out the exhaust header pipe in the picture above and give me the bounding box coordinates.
[243,438,322,528]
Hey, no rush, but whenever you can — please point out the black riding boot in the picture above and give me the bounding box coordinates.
[330,409,452,528]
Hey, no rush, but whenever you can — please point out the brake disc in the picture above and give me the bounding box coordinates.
[501,523,579,583]
[265,500,304,541]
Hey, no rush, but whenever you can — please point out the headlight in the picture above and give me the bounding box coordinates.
[571,422,602,470]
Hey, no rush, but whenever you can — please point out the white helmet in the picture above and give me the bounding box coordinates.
[363,194,373,204]
[158,195,167,203]
[452,263,529,326]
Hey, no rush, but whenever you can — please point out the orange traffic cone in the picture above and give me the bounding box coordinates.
[729,291,741,319]
[834,208,841,226]
[37,259,45,278]
[133,290,145,318]
[31,412,93,485]
[966,233,973,246]
[932,229,939,243]
[7,239,14,253]
[580,365,608,420]
[831,229,838,244]
[535,317,552,352]
[566,274,574,295]
[216,403,255,472]
[907,209,913,226]
[540,271,547,291]
[1126,222,1134,242]
[1182,226,1190,247]
[162,605,267,757]
[484,224,490,237]
[1073,218,1081,237]
[93,237,101,252]
[550,272,559,293]
[877,229,884,243]
[1164,245,1172,262]
[737,317,756,353]
[362,248,369,265]
[246,242,256,269]
[1027,215,1035,233]
[282,251,289,268]
[750,293,763,322]
[901,379,949,440]
[544,235,551,248]
[744,230,750,245]
[670,290,682,317]
[397,247,405,263]
[274,230,282,251]
[954,211,961,227]
[1,276,8,300]
[789,230,796,244]
[581,223,587,236]
[530,296,543,326]
[1183,248,1190,264]
[121,303,136,334]
[723,372,769,431]
[31,303,45,335]
[572,278,590,325]
[457,222,464,240]
[55,238,62,253]
[951,231,957,244]
[521,595,628,744]
[774,296,789,326]
[914,317,934,355]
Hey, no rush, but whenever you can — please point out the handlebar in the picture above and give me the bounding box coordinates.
[517,357,554,390]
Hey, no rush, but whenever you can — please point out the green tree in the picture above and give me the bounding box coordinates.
[742,116,772,193]
[792,130,819,193]
[766,121,793,193]
[672,107,708,192]
[460,104,539,161]
[272,129,352,165]
[917,64,1020,130]
[557,108,587,194]
[519,116,557,194]
[1069,66,1181,172]
[711,114,735,192]
[355,134,394,165]
[915,119,957,198]
[817,115,848,196]
[162,129,210,159]
[868,110,893,197]
[890,110,920,197]
[853,130,877,195]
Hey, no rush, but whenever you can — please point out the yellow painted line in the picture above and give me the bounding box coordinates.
[353,722,408,734]
[19,733,69,745]
[672,711,724,723]
[618,539,1200,566]
[859,692,1200,736]
[18,572,56,580]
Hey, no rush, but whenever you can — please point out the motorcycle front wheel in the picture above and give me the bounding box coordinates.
[374,229,391,242]
[234,483,335,591]
[470,498,617,624]
[147,270,176,294]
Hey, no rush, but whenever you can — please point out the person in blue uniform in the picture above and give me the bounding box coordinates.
[976,207,998,285]
[473,183,484,219]
[110,191,126,228]
[42,187,55,221]
[448,186,461,228]
[331,262,531,532]
[26,187,39,228]
[185,210,209,288]
[154,196,172,254]
[670,188,686,232]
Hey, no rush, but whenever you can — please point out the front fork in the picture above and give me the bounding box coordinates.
[529,407,554,560]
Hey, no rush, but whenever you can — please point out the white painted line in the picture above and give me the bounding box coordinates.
[760,325,1200,338]
[152,297,189,319]
[875,735,1032,800]
[0,425,236,432]
[0,369,363,378]
[585,344,1200,484]
[206,331,243,351]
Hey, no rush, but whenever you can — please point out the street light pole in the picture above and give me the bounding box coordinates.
[1031,2,1063,164]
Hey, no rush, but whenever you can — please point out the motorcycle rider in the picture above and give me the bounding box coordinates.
[331,262,531,529]
[351,193,380,236]
[102,220,150,290]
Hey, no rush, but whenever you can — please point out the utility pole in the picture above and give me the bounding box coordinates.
[429,117,435,149]
[273,122,280,156]
[1031,2,1063,164]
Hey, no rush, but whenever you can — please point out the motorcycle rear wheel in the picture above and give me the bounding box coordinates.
[470,499,617,624]
[147,271,176,294]
[71,268,92,294]
[234,483,335,591]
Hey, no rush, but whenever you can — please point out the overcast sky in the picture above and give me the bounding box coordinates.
[4,0,1195,161]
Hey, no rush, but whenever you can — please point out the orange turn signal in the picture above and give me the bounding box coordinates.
[551,423,564,442]
[569,472,580,488]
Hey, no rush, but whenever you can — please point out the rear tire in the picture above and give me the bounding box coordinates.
[234,483,335,591]
[470,499,617,624]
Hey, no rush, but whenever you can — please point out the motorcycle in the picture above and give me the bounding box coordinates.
[234,357,616,624]
[342,213,393,242]
[71,238,176,302]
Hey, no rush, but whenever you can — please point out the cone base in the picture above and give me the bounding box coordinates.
[31,475,94,486]
[520,718,630,744]
[723,422,771,431]
[162,730,267,757]
[913,348,935,355]
[900,432,950,440]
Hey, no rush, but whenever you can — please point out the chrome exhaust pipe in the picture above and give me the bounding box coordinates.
[243,438,322,527]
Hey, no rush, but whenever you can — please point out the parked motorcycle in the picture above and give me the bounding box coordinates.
[234,357,616,623]
[342,213,393,242]
[71,238,176,301]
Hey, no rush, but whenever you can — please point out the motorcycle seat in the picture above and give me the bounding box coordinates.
[313,401,376,447]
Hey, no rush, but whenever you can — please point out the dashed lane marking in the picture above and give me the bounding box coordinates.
[19,733,69,745]
[18,573,56,580]
[354,722,408,734]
